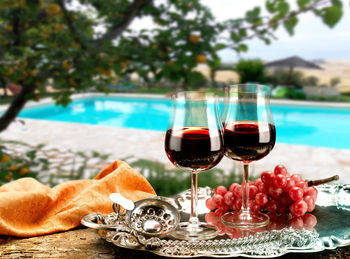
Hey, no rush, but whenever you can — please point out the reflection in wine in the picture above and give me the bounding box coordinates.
[165,127,223,171]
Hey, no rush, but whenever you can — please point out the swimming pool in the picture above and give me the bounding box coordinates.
[17,96,350,149]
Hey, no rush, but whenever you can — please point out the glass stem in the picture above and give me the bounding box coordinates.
[189,170,199,225]
[242,163,250,213]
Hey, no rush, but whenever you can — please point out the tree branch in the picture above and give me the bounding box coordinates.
[0,83,36,132]
[225,0,332,49]
[93,0,153,47]
[12,9,21,46]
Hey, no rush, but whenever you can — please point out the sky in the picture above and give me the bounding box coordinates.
[201,0,350,62]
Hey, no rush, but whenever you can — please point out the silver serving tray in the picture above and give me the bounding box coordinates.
[81,184,350,258]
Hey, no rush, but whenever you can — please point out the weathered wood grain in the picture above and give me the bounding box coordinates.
[0,228,115,259]
[1,228,349,259]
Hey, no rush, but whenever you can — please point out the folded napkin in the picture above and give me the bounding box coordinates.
[0,160,156,237]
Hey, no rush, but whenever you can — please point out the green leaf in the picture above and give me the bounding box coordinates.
[38,158,49,165]
[283,16,298,35]
[266,0,276,13]
[100,154,110,160]
[278,0,290,16]
[320,1,343,28]
[259,36,272,45]
[76,151,87,158]
[237,44,248,52]
[214,43,226,51]
[246,7,261,23]
[297,0,311,9]
[266,0,289,16]
[230,31,242,43]
[238,29,247,38]
[26,150,36,160]
[92,151,100,157]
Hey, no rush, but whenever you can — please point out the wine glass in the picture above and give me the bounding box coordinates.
[165,91,224,240]
[221,84,276,228]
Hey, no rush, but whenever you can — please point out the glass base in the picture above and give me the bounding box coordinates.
[221,210,270,229]
[170,222,219,241]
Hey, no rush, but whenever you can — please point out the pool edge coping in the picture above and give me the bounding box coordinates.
[0,93,170,112]
[1,92,350,112]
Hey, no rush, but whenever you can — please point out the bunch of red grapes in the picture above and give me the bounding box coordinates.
[205,165,318,219]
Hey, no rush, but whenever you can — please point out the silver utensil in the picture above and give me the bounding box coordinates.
[82,193,180,239]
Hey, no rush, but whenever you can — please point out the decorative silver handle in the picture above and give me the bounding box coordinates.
[81,212,125,230]
[81,193,135,230]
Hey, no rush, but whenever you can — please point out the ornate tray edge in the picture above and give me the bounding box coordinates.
[101,228,324,258]
[82,184,350,258]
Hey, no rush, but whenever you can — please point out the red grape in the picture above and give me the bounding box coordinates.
[291,174,302,182]
[273,174,287,188]
[233,198,242,211]
[284,178,295,192]
[295,180,308,191]
[256,181,268,193]
[274,165,288,176]
[304,195,315,212]
[229,183,239,193]
[224,191,234,206]
[205,197,217,211]
[205,164,318,219]
[255,192,268,206]
[289,186,304,201]
[268,186,283,199]
[254,178,262,186]
[232,184,242,198]
[261,171,274,185]
[215,185,227,196]
[290,200,307,217]
[305,186,318,200]
[212,194,224,207]
[249,185,259,199]
[250,201,260,214]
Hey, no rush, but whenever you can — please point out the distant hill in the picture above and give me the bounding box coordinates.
[196,60,350,93]
[299,60,350,92]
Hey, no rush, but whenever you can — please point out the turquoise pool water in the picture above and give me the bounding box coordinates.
[18,96,350,149]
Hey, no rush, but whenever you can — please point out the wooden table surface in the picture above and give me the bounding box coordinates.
[1,227,349,259]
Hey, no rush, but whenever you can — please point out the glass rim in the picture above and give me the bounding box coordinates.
[226,83,272,94]
[173,90,218,101]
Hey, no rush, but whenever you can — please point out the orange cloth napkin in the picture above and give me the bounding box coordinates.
[0,160,156,237]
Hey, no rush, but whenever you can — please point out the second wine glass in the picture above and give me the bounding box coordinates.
[221,84,276,229]
[165,91,224,240]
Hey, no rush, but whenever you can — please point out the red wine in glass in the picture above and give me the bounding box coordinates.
[224,121,276,162]
[221,84,276,229]
[164,91,224,240]
[165,127,223,171]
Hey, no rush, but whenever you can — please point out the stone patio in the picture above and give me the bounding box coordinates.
[1,118,349,184]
